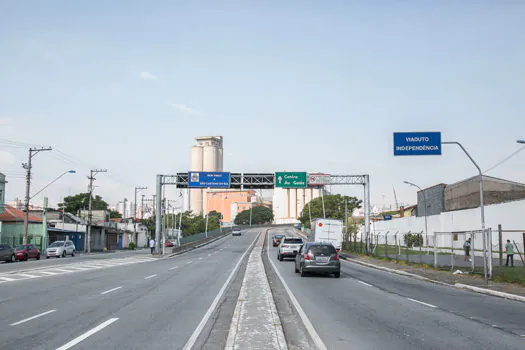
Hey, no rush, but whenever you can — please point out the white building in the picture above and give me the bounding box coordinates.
[272,188,323,224]
[189,136,224,216]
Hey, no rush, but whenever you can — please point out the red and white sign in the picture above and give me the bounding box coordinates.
[308,173,331,186]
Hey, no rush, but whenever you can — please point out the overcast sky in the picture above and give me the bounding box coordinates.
[1,1,524,210]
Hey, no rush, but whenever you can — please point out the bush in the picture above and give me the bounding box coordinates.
[128,242,136,250]
[404,233,423,248]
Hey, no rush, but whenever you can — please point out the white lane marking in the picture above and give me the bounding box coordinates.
[169,266,179,270]
[56,318,119,350]
[182,232,260,350]
[358,281,373,287]
[144,274,158,280]
[10,310,56,326]
[266,231,327,350]
[198,257,203,260]
[407,298,437,309]
[208,253,212,257]
[0,276,16,281]
[51,268,75,273]
[17,274,39,278]
[40,271,59,275]
[101,286,122,295]
[187,261,193,264]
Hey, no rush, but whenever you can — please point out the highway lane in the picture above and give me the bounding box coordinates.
[0,249,153,275]
[0,229,260,350]
[267,227,525,349]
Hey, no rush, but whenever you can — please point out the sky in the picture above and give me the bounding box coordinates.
[1,0,525,210]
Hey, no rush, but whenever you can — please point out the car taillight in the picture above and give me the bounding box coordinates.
[334,253,339,261]
[304,253,310,260]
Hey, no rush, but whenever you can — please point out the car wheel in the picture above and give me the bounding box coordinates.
[46,256,50,259]
[334,272,341,278]
[36,253,40,260]
[300,265,307,277]
[71,250,75,257]
[24,254,28,261]
[294,265,299,273]
[62,251,66,258]
[278,254,283,261]
[11,255,16,263]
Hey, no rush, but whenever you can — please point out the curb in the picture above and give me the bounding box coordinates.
[454,283,525,303]
[166,232,231,258]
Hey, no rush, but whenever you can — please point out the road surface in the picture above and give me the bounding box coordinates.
[266,227,525,349]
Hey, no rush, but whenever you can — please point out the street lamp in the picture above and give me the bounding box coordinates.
[517,140,525,144]
[30,170,76,200]
[403,181,429,253]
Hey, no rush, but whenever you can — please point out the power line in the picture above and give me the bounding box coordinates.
[483,145,525,174]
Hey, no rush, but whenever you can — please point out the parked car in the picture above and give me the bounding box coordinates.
[165,240,175,247]
[272,234,285,247]
[46,241,75,258]
[0,244,16,263]
[295,242,340,278]
[15,244,41,261]
[277,237,303,261]
[232,228,242,236]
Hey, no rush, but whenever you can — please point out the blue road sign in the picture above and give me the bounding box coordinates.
[393,132,442,156]
[188,172,231,188]
[383,214,392,221]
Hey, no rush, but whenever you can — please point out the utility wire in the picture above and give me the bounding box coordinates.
[483,145,525,174]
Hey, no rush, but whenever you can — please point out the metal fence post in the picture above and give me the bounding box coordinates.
[498,224,503,274]
[450,232,454,271]
[406,231,410,264]
[385,231,389,258]
[471,232,475,272]
[488,228,493,278]
[419,231,423,264]
[433,230,437,268]
[395,232,399,262]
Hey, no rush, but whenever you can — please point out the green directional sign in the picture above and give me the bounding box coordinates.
[275,172,307,188]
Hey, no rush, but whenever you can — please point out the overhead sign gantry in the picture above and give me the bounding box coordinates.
[154,172,371,254]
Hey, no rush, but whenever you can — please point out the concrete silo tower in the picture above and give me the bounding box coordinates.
[189,136,224,215]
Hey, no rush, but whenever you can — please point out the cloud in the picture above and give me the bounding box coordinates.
[171,103,200,115]
[0,117,13,125]
[140,71,159,81]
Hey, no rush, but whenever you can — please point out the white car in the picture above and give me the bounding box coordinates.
[232,228,242,236]
[278,237,303,261]
[46,241,76,258]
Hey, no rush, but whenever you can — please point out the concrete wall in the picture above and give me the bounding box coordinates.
[418,184,446,217]
[445,177,525,211]
[273,188,322,224]
[372,199,525,250]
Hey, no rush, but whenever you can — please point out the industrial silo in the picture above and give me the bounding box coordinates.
[190,145,204,215]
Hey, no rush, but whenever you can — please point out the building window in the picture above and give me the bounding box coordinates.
[453,233,458,241]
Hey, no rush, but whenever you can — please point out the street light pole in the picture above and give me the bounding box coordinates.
[87,169,107,254]
[404,181,429,254]
[22,147,52,244]
[30,170,76,200]
[134,186,147,245]
[442,141,488,281]
[517,140,525,144]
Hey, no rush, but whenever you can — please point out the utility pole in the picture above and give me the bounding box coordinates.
[87,169,107,253]
[134,186,147,245]
[23,146,52,244]
[141,194,145,219]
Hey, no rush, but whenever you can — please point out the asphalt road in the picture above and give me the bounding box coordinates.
[267,227,525,350]
[0,229,260,350]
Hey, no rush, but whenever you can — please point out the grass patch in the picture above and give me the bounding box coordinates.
[492,267,525,286]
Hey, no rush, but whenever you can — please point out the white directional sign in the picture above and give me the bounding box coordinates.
[308,173,331,186]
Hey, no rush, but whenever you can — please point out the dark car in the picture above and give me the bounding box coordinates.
[295,242,340,278]
[272,234,285,247]
[0,244,16,263]
[15,244,41,261]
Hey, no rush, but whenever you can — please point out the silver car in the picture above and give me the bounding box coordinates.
[46,241,76,258]
[278,237,303,261]
[0,244,16,263]
[295,242,341,278]
[232,228,242,236]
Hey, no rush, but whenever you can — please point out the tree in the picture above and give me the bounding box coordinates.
[109,210,122,219]
[298,194,361,228]
[234,206,273,225]
[58,193,109,214]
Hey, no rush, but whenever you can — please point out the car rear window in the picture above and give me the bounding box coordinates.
[283,238,303,244]
[309,245,336,255]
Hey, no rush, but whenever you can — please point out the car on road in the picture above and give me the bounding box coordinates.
[277,237,303,261]
[165,240,175,247]
[0,244,16,263]
[272,234,285,247]
[15,244,41,261]
[295,242,340,278]
[232,228,242,236]
[46,241,76,258]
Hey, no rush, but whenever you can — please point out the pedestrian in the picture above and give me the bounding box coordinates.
[149,237,155,255]
[505,239,514,267]
[463,238,471,262]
